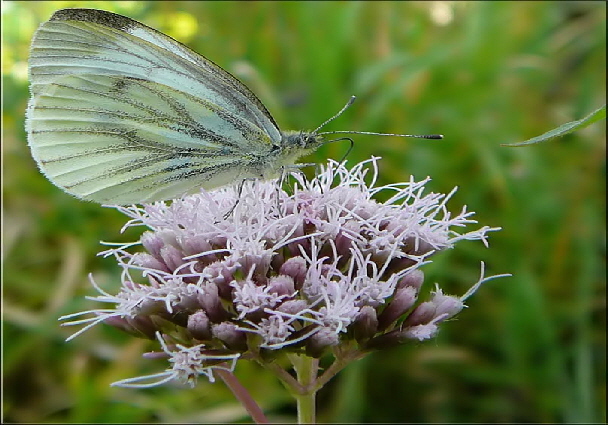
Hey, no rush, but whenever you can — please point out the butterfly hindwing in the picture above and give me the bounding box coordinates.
[27,72,276,204]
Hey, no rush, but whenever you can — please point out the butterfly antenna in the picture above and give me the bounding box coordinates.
[312,96,357,134]
[315,95,443,140]
[318,130,444,139]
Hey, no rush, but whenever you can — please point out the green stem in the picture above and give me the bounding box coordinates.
[291,355,319,424]
[315,349,368,390]
[263,359,302,391]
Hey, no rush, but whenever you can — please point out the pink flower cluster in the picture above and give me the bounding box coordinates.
[61,158,504,387]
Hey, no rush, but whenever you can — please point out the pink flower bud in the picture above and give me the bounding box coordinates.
[402,323,439,341]
[132,253,170,272]
[187,310,211,341]
[378,285,418,331]
[306,328,340,358]
[334,221,360,255]
[402,301,436,326]
[196,282,229,323]
[396,269,425,291]
[277,299,309,315]
[279,256,308,288]
[140,231,164,258]
[431,291,464,320]
[212,322,247,351]
[160,244,185,271]
[353,305,379,341]
[180,235,214,262]
[268,275,295,296]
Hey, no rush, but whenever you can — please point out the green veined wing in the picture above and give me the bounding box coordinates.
[27,8,282,204]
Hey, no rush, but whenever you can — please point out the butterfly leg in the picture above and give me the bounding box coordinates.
[222,178,252,220]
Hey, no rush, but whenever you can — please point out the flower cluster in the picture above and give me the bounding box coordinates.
[61,157,504,388]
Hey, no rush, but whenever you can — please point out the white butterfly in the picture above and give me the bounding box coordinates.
[26,8,441,205]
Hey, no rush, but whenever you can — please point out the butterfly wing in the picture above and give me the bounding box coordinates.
[27,8,282,204]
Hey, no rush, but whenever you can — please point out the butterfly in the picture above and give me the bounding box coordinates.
[26,8,442,205]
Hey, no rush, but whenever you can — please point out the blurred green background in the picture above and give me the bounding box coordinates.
[2,1,605,423]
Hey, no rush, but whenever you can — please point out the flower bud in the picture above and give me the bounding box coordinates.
[277,299,309,315]
[364,328,405,350]
[334,221,360,256]
[196,282,229,323]
[160,244,185,271]
[203,261,237,299]
[187,310,212,341]
[306,328,340,358]
[128,315,161,339]
[383,257,417,277]
[353,305,378,341]
[132,253,169,272]
[103,315,159,339]
[286,234,311,259]
[431,290,464,320]
[132,296,165,316]
[102,316,149,339]
[402,301,436,327]
[279,256,308,288]
[141,231,164,259]
[268,275,295,297]
[396,269,425,291]
[238,253,272,281]
[179,235,214,262]
[401,289,463,327]
[377,285,418,331]
[403,236,435,256]
[212,322,248,351]
[402,323,439,341]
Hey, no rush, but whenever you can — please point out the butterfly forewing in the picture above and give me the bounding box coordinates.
[27,8,282,204]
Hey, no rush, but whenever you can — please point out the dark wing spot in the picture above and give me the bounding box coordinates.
[50,9,137,32]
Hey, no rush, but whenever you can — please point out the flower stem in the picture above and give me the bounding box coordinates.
[216,369,269,424]
[315,349,367,390]
[290,355,319,424]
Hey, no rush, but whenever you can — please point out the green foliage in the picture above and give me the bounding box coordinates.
[504,104,606,146]
[3,1,605,423]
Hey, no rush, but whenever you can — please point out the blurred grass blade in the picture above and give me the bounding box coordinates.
[502,104,606,147]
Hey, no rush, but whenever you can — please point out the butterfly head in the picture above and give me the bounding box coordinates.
[275,131,326,168]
